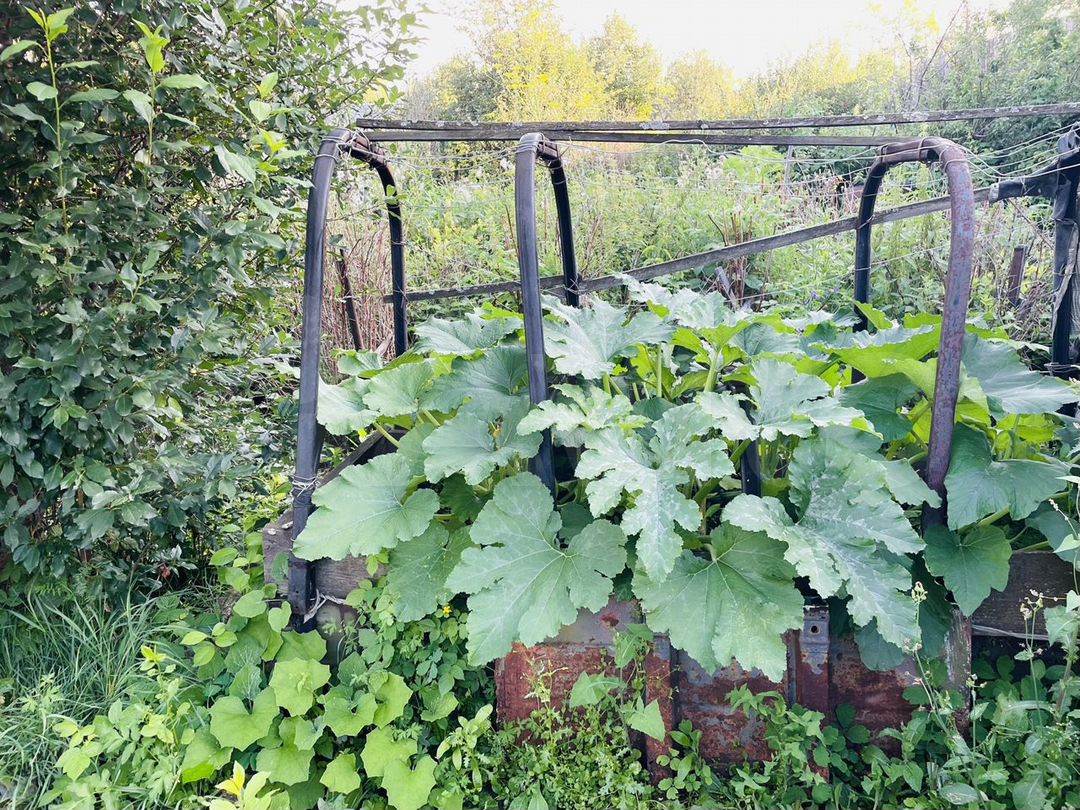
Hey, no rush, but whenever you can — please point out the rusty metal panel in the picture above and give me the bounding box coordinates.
[495,601,833,772]
[671,605,830,764]
[494,599,643,726]
[494,601,974,771]
[829,611,970,740]
[673,651,784,762]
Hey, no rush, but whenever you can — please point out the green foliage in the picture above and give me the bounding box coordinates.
[33,527,494,810]
[848,589,1080,810]
[0,589,175,805]
[0,0,417,588]
[635,524,803,680]
[299,289,1077,678]
[447,472,627,664]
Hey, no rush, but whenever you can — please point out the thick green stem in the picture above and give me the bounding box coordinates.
[907,397,931,426]
[655,344,664,398]
[45,36,67,231]
[146,72,156,175]
[728,439,751,466]
[703,345,724,393]
[373,422,400,448]
[977,507,1010,528]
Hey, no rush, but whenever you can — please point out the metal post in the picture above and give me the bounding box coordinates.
[289,130,406,619]
[852,139,977,527]
[290,130,351,616]
[348,132,409,356]
[989,129,1080,397]
[514,133,583,493]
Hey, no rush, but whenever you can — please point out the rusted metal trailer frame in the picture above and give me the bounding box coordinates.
[279,117,1078,771]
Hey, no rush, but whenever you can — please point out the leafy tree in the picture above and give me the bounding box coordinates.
[0,1,417,589]
[585,15,664,119]
[488,5,607,120]
[661,50,741,119]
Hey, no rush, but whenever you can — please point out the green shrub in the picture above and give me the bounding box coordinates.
[0,1,416,589]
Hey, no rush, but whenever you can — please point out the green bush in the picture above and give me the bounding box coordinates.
[0,1,416,589]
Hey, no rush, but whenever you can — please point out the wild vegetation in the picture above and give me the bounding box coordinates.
[2,0,1080,807]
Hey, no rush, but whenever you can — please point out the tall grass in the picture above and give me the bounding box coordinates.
[0,590,174,807]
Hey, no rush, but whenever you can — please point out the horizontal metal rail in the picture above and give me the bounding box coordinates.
[381,187,992,303]
[358,102,1080,135]
[367,130,902,147]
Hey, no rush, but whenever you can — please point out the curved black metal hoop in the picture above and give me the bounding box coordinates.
[852,138,977,525]
[288,129,407,615]
[515,132,583,494]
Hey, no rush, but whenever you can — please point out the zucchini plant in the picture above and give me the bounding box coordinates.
[296,281,1078,680]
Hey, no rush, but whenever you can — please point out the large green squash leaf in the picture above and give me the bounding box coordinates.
[542,296,672,379]
[294,454,438,561]
[424,346,529,420]
[732,322,801,357]
[961,334,1077,416]
[1025,503,1080,567]
[840,374,918,442]
[317,377,375,436]
[576,404,733,581]
[746,359,869,440]
[422,400,539,484]
[446,473,627,664]
[697,391,758,441]
[623,275,703,316]
[944,425,1067,529]
[822,323,939,367]
[517,384,646,447]
[634,523,803,680]
[363,362,435,418]
[386,524,472,622]
[924,525,1011,615]
[673,292,752,347]
[725,437,921,648]
[413,311,521,356]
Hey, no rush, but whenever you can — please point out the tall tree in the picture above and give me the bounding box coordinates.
[662,50,741,119]
[586,15,664,119]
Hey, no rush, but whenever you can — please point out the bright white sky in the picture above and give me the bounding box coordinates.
[407,0,1007,79]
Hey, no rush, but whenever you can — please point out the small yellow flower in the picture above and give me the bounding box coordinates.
[442,604,452,617]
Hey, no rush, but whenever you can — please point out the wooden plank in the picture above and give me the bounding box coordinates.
[381,187,991,303]
[1006,245,1027,305]
[366,129,897,147]
[357,103,1080,135]
[971,551,1077,638]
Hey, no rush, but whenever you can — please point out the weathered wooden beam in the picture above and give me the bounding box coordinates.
[383,187,992,303]
[358,102,1080,135]
[366,129,898,147]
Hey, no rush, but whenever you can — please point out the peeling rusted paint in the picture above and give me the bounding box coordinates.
[829,613,971,746]
[496,602,972,776]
